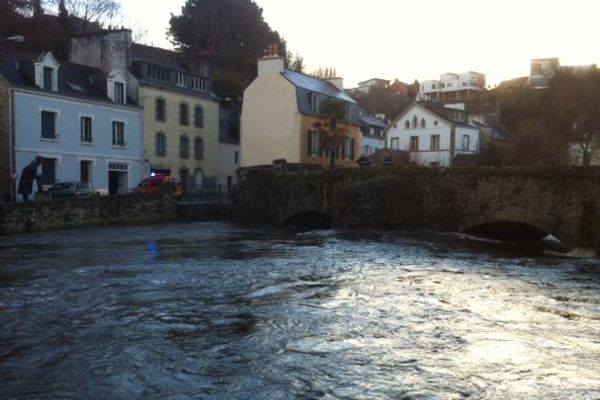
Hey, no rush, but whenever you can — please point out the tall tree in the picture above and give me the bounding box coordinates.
[50,0,120,29]
[169,0,284,99]
[543,69,600,166]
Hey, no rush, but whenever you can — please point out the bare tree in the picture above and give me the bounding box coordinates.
[50,0,120,27]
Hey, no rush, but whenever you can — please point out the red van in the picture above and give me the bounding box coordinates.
[134,175,182,196]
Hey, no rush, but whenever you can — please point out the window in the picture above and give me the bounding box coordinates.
[308,129,321,156]
[148,64,170,81]
[194,106,204,128]
[80,160,92,183]
[180,135,190,159]
[43,67,53,91]
[179,103,189,126]
[80,116,92,143]
[430,134,440,151]
[40,158,56,186]
[404,120,410,129]
[155,98,166,122]
[410,136,419,151]
[114,81,125,104]
[194,136,204,160]
[462,134,470,151]
[155,132,167,157]
[390,137,399,150]
[309,93,318,113]
[112,121,125,146]
[412,116,418,128]
[41,111,57,139]
[343,136,354,160]
[191,77,206,91]
[234,151,239,164]
[421,119,426,128]
[177,73,185,87]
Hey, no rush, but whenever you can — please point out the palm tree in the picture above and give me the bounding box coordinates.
[312,98,349,169]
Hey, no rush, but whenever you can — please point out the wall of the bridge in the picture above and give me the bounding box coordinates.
[232,166,600,251]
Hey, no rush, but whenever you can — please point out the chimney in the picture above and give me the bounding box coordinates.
[69,30,132,73]
[257,44,284,77]
[322,67,344,90]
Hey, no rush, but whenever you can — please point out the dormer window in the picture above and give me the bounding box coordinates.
[177,73,186,87]
[114,82,125,104]
[34,52,59,91]
[309,93,318,113]
[191,77,206,91]
[43,67,53,90]
[107,69,127,104]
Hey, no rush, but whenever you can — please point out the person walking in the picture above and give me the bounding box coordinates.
[18,156,43,202]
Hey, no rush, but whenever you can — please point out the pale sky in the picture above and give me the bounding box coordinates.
[120,0,600,88]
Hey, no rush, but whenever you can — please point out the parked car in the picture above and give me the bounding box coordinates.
[134,175,182,197]
[48,181,95,199]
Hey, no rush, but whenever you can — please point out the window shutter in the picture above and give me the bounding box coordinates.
[351,138,355,160]
[307,130,312,156]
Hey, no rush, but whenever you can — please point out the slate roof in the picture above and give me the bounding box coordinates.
[131,43,188,70]
[282,70,357,104]
[130,44,218,101]
[359,113,387,129]
[280,69,360,125]
[0,50,135,105]
[473,120,511,141]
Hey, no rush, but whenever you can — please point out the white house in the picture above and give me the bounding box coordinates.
[385,102,479,167]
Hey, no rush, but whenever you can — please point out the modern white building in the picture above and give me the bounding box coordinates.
[419,72,485,102]
[386,102,480,167]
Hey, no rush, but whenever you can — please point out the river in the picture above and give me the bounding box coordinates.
[0,222,599,399]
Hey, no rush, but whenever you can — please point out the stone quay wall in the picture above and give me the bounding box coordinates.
[0,193,231,235]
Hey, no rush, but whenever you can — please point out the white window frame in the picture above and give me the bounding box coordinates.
[80,114,94,144]
[410,136,419,152]
[111,120,126,147]
[40,107,60,140]
[309,129,321,156]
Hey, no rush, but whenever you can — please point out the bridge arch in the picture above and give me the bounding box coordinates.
[461,221,565,248]
[284,210,333,229]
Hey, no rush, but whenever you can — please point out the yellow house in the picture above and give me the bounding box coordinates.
[130,44,220,190]
[241,50,361,168]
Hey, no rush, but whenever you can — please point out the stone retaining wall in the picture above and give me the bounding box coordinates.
[0,193,231,235]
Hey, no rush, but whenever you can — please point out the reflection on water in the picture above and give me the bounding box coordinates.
[0,222,599,399]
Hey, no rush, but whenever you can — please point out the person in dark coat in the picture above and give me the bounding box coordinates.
[18,156,43,202]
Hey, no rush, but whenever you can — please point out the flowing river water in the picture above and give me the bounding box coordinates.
[0,222,599,399]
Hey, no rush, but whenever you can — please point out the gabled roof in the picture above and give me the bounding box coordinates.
[386,102,476,131]
[0,50,130,104]
[282,70,357,104]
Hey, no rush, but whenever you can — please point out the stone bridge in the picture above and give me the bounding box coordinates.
[232,164,600,252]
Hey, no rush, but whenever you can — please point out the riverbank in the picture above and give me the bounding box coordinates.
[0,193,232,235]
